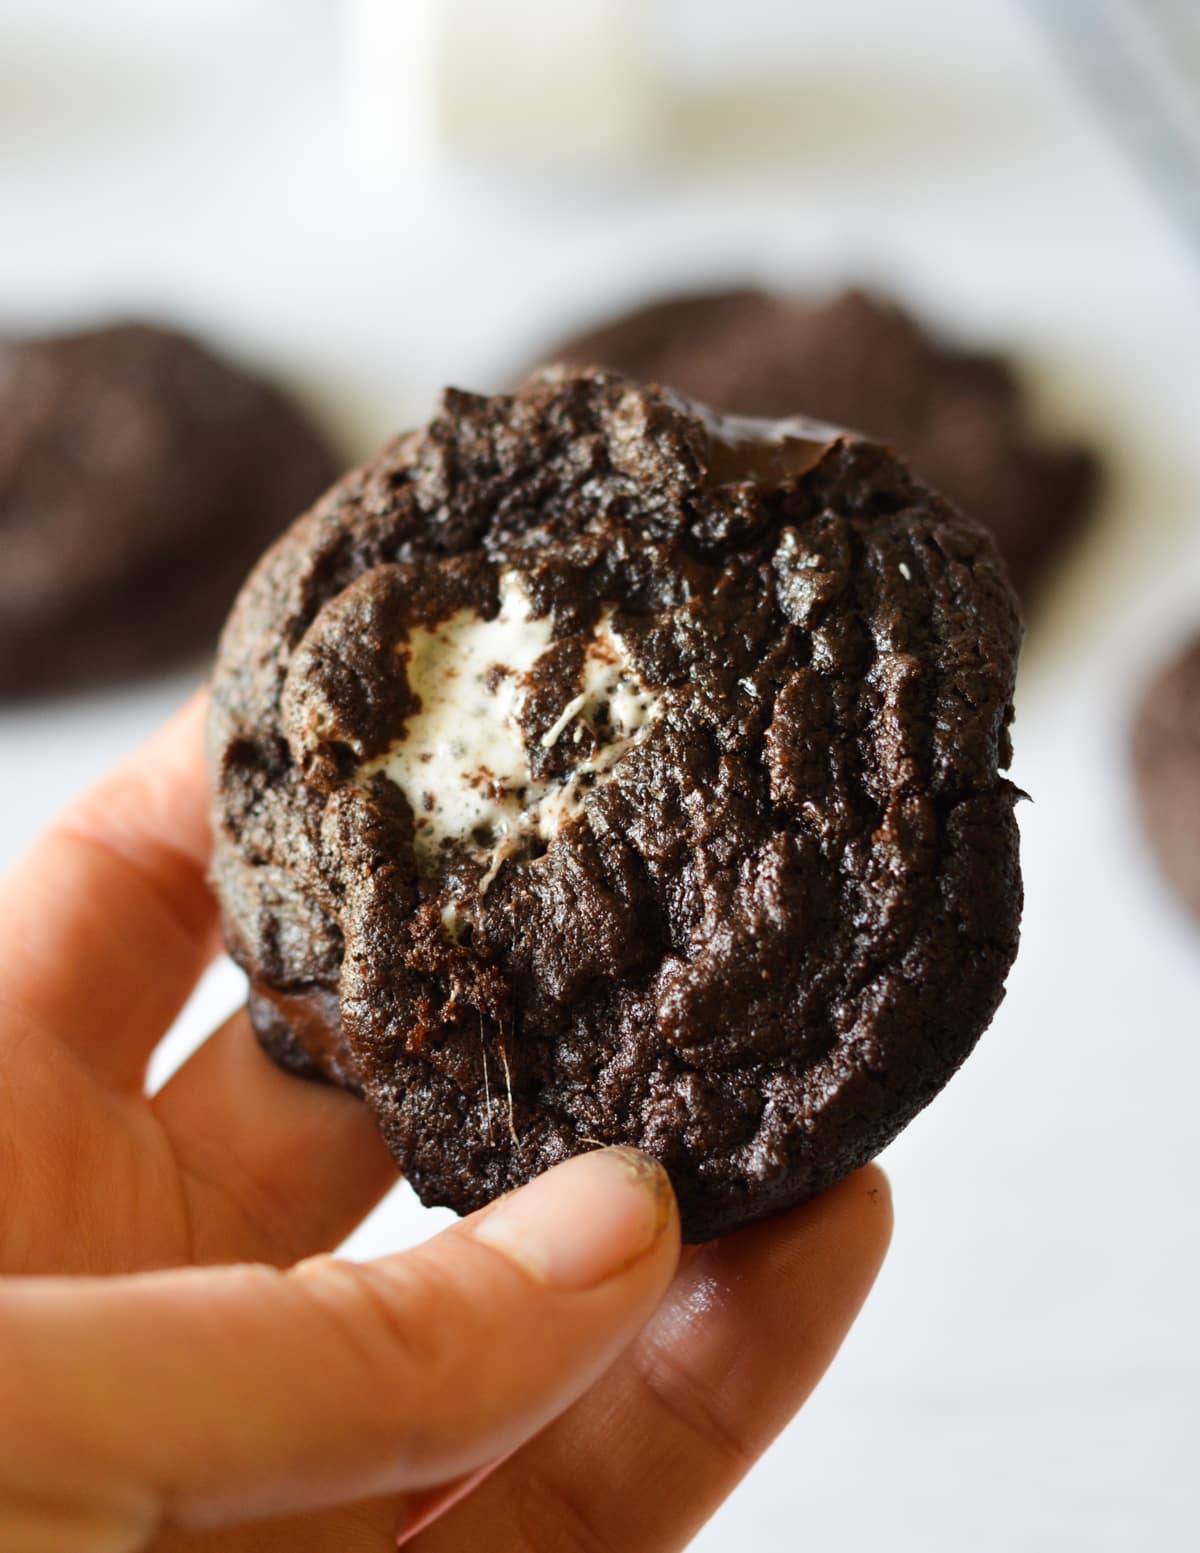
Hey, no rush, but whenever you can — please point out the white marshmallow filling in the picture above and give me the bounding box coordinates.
[358,572,661,898]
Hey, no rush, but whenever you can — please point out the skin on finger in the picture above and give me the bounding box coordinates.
[153,1009,398,1267]
[0,1148,681,1549]
[0,692,218,1090]
[144,1463,506,1551]
[393,1459,505,1547]
[145,1494,402,1553]
[144,1473,499,1553]
[412,1166,892,1553]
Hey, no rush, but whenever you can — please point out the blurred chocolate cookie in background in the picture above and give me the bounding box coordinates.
[1133,633,1200,921]
[542,287,1101,602]
[0,321,341,696]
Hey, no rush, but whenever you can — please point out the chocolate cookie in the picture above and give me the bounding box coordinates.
[0,321,341,695]
[544,287,1100,601]
[209,367,1023,1241]
[1133,633,1200,919]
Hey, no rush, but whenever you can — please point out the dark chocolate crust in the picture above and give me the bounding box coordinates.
[544,287,1099,601]
[0,321,341,695]
[1133,633,1200,920]
[209,368,1023,1241]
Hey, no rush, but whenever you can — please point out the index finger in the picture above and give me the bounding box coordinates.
[0,690,219,1090]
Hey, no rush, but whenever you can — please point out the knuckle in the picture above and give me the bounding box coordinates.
[633,1336,758,1477]
[289,1249,491,1475]
[507,1462,625,1553]
[293,1254,436,1386]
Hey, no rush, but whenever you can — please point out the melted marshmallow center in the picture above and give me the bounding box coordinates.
[359,573,660,892]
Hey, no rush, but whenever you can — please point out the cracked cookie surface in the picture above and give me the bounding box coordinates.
[209,368,1023,1240]
[544,287,1099,602]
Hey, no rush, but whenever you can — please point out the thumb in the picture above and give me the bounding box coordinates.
[0,1147,679,1552]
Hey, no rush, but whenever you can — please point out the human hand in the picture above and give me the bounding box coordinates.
[0,693,891,1551]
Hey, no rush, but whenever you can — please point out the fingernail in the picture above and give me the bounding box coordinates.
[471,1147,674,1291]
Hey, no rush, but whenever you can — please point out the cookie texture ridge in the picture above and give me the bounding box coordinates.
[0,321,340,695]
[544,287,1100,602]
[1133,632,1200,920]
[209,368,1024,1241]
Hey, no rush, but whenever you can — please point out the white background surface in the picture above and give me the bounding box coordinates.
[2,2,1199,1548]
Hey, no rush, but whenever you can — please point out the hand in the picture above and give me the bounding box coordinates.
[0,693,891,1552]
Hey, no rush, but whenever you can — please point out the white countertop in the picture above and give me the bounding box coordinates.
[2,2,1199,1547]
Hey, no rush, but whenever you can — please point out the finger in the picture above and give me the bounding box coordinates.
[146,1493,401,1552]
[153,1008,398,1267]
[412,1167,892,1553]
[0,1147,680,1549]
[0,691,217,1090]
[147,1470,500,1553]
